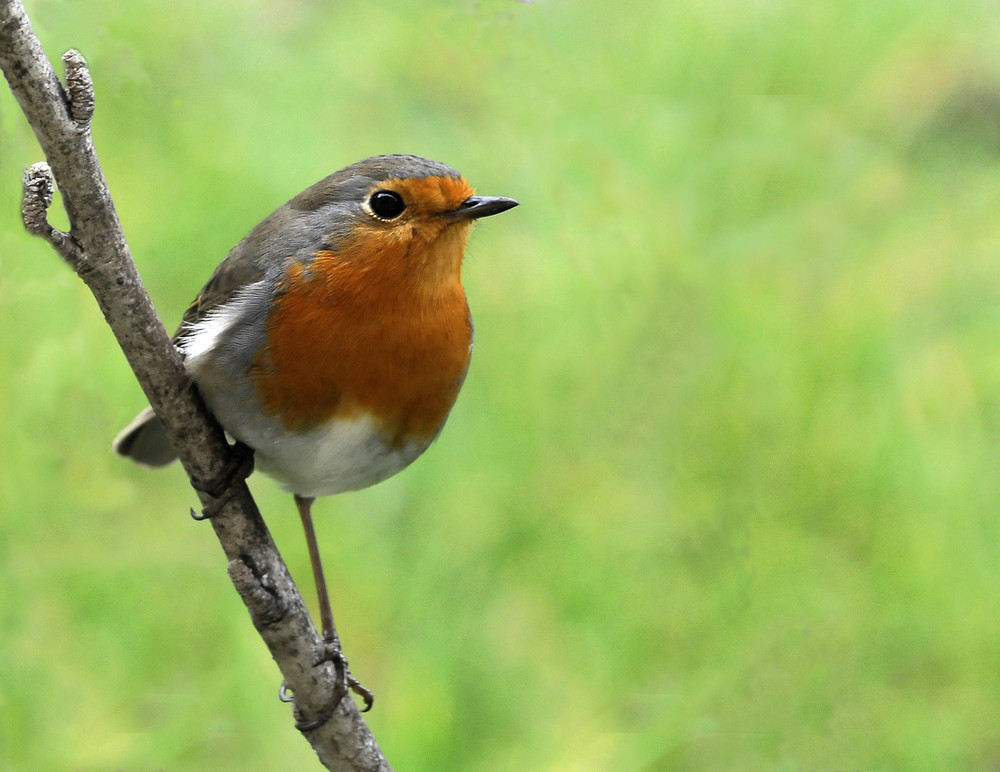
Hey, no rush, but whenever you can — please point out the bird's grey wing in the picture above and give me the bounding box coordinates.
[174,249,268,342]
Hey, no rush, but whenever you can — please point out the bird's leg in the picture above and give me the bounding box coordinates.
[293,494,374,714]
[295,494,338,640]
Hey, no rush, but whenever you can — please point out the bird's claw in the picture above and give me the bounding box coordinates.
[280,638,374,732]
[190,441,255,520]
[317,638,375,713]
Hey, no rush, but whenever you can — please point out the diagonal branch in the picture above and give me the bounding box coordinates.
[0,2,391,769]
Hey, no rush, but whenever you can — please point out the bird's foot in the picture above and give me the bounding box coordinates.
[318,637,375,714]
[189,440,255,520]
[280,637,374,731]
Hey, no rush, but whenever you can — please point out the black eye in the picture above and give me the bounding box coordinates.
[369,190,406,219]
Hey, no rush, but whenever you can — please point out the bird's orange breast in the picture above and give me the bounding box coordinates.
[252,230,474,447]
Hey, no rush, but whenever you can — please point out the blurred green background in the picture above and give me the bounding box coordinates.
[4,0,1000,769]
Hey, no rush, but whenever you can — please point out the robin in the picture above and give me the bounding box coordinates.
[113,153,518,714]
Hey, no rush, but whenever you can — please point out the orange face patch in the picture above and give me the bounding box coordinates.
[382,175,476,218]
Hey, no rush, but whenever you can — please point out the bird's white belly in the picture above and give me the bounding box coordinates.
[233,409,430,498]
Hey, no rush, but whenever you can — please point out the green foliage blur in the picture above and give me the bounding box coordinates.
[4,0,1000,768]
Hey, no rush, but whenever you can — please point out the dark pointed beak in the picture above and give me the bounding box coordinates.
[445,195,519,221]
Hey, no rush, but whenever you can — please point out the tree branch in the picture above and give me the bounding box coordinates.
[0,3,390,769]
